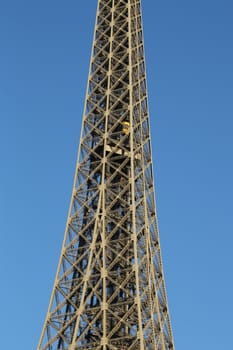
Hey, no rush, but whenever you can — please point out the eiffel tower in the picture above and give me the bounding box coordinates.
[37,1,175,349]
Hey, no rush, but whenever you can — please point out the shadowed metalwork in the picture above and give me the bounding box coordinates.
[38,0,175,349]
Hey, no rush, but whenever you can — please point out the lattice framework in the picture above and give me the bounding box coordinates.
[38,1,175,349]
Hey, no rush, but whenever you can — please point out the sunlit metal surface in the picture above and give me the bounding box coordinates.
[37,1,175,349]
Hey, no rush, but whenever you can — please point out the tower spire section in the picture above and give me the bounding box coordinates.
[38,0,175,349]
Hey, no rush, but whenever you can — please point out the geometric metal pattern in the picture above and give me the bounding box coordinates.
[37,0,175,349]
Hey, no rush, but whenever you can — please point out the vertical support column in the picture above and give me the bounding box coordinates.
[101,1,115,347]
[128,0,144,348]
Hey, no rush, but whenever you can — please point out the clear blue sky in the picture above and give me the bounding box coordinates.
[0,0,232,348]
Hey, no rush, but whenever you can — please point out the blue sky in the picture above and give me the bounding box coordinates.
[0,0,233,348]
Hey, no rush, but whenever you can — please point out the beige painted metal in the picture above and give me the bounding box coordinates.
[37,0,175,349]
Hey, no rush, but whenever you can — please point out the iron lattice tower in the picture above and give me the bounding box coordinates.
[38,1,175,349]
